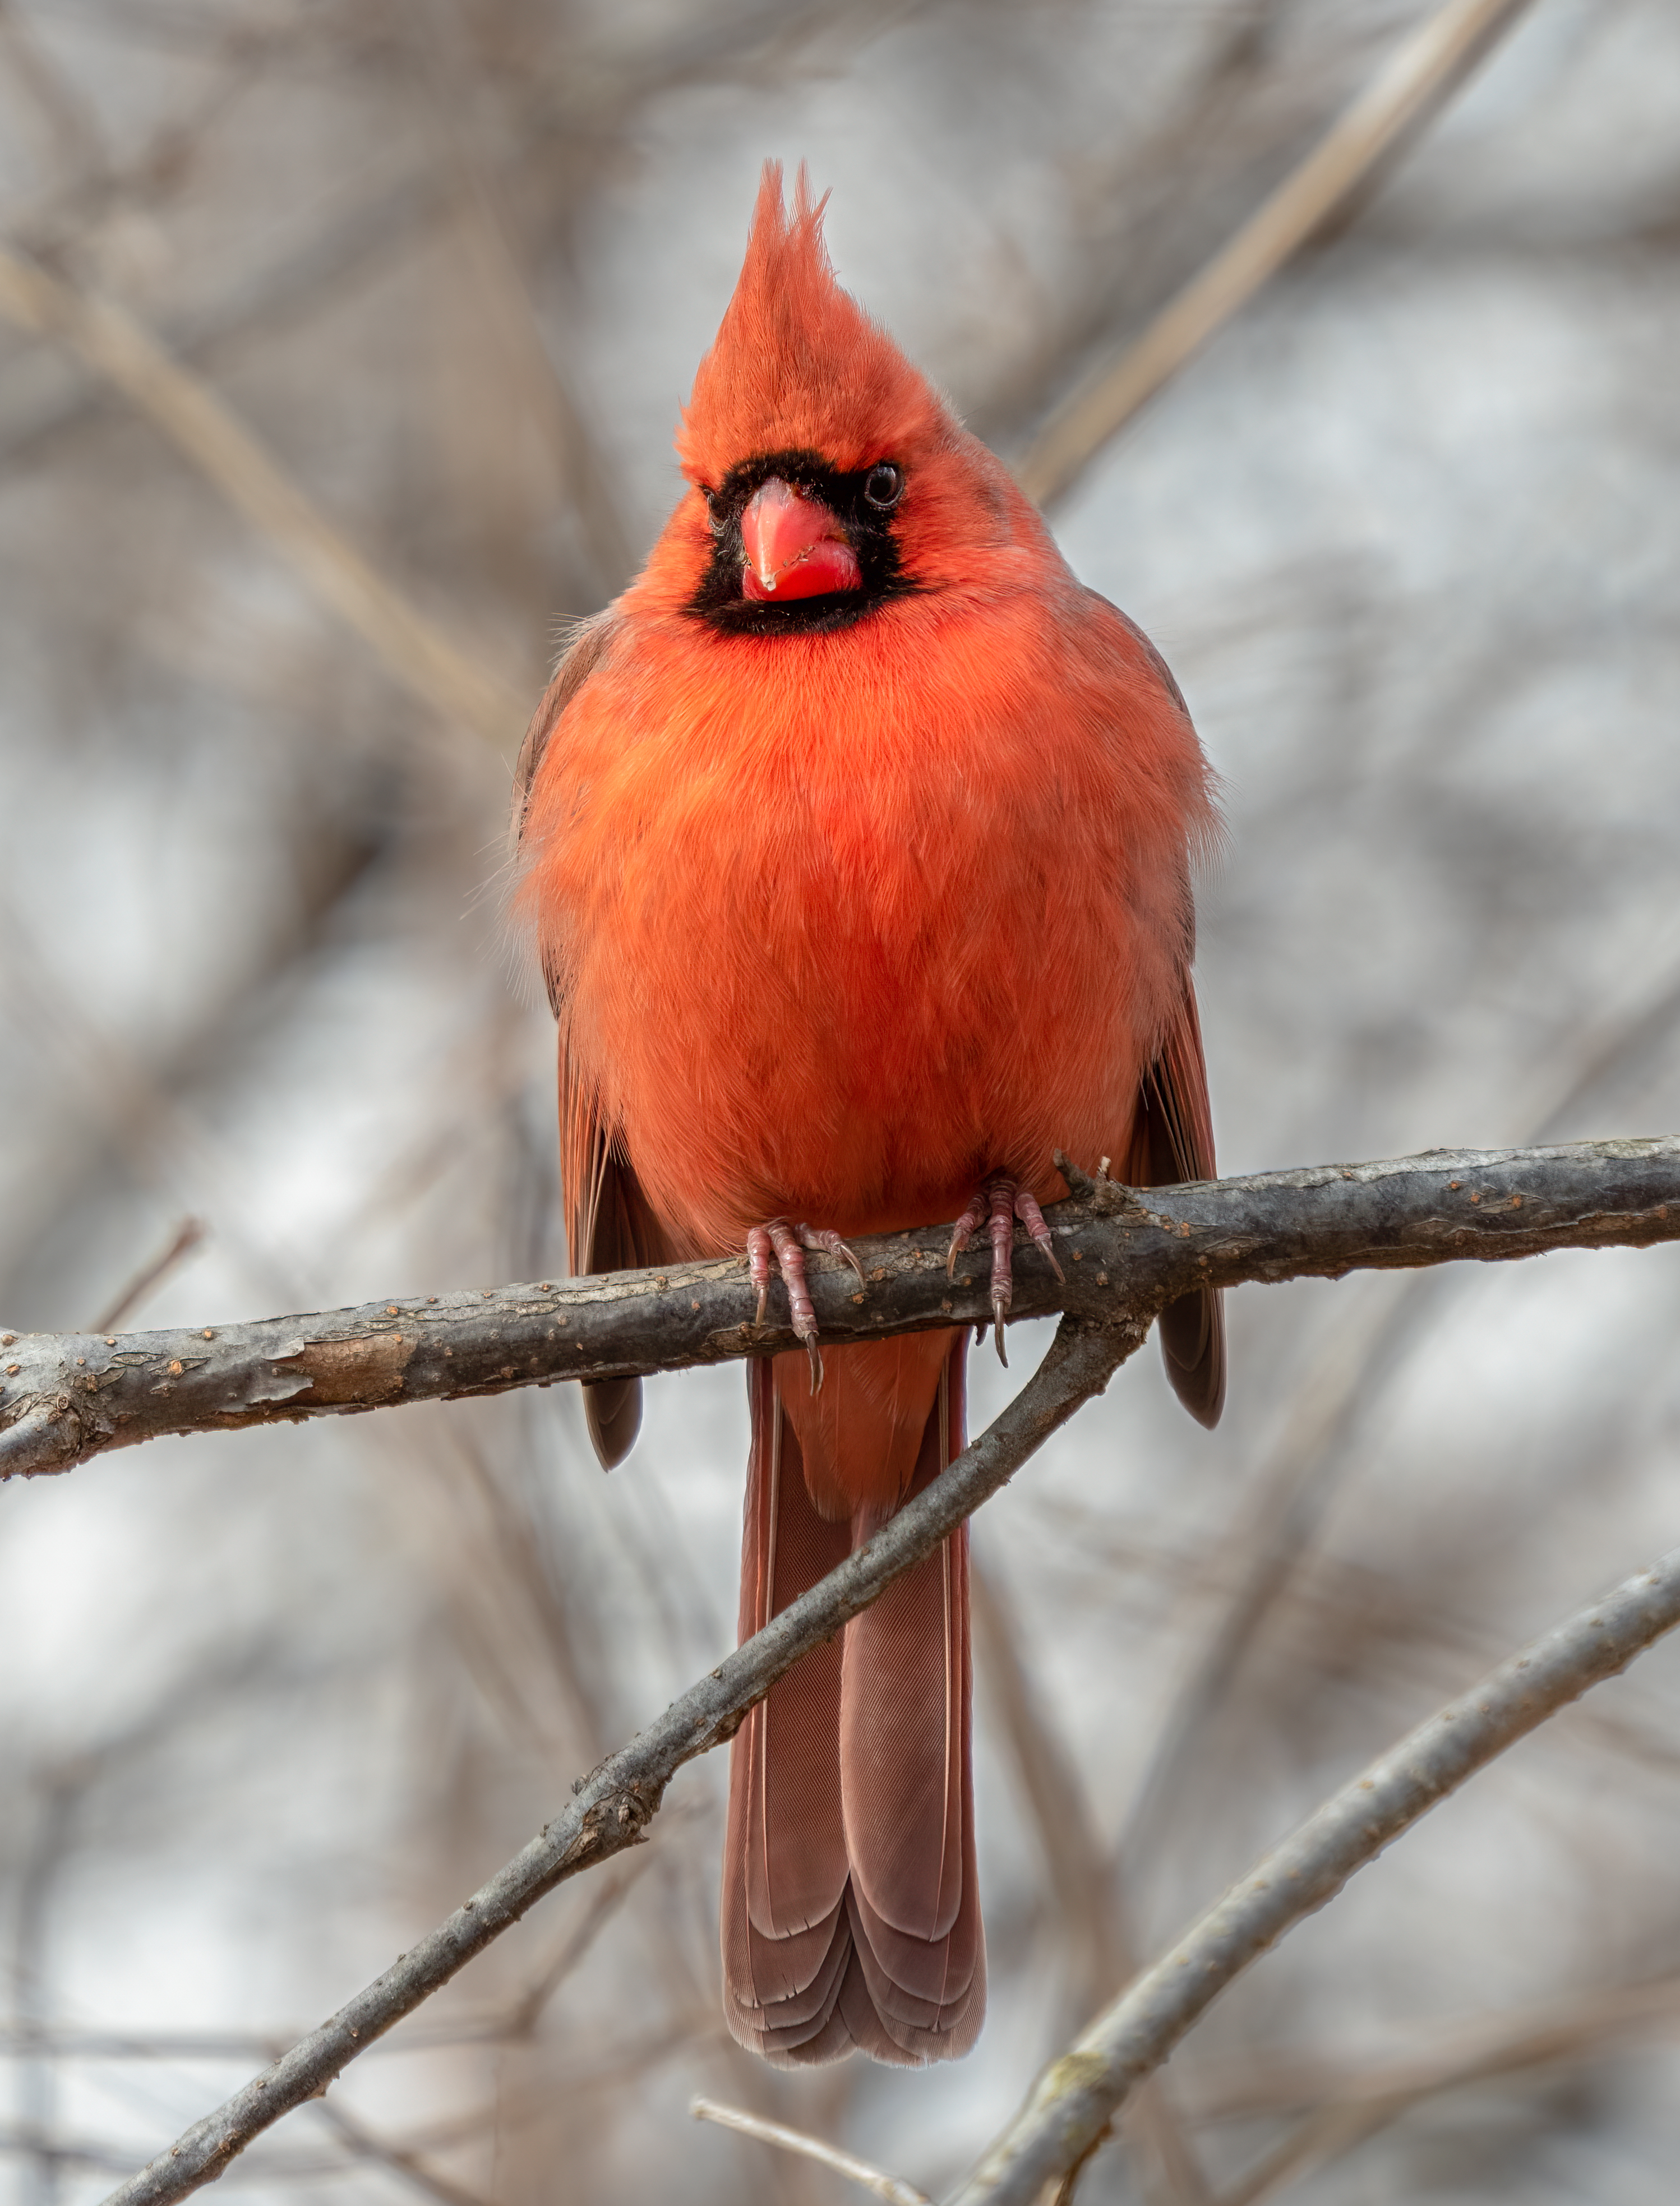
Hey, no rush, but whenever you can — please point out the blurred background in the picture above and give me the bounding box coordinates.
[3,2,1679,2201]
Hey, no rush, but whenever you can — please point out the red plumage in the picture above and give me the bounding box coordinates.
[514,165,1223,2065]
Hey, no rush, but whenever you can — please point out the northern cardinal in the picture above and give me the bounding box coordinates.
[514,167,1222,2067]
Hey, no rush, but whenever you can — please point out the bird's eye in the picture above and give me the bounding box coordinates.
[862,463,903,511]
[704,490,729,533]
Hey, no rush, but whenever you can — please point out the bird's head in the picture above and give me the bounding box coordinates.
[639,163,1033,638]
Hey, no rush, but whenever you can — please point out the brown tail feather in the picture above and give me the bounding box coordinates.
[722,1362,850,2061]
[721,1341,984,2066]
[1129,982,1226,1429]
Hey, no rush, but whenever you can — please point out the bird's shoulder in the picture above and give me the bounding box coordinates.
[510,613,621,848]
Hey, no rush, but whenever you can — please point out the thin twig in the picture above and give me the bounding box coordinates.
[1196,1967,1680,2204]
[0,0,108,179]
[1118,1281,1421,1870]
[0,243,526,749]
[6,1137,1680,1482]
[1198,1968,1680,2124]
[0,2130,345,2181]
[1014,0,1536,506]
[691,2098,933,2206]
[86,1219,205,1337]
[410,2,636,599]
[90,1316,1136,2206]
[309,2099,494,2206]
[497,1849,661,2038]
[946,1545,1680,2204]
[971,1558,1211,2206]
[972,1555,1127,2008]
[1210,2101,1388,2206]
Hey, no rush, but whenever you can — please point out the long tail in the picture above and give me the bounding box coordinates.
[721,1337,985,2065]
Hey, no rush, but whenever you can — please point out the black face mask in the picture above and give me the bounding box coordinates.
[688,447,914,638]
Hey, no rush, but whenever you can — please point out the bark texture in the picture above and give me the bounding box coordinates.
[4,1137,1677,1481]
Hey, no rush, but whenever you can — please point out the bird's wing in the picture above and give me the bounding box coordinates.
[559,1041,675,1467]
[515,615,676,1467]
[1124,981,1227,1428]
[1087,595,1226,1426]
[510,614,619,857]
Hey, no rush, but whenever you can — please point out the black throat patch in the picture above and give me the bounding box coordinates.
[686,447,916,638]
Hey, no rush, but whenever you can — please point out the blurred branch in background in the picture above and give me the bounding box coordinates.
[691,2096,933,2206]
[1190,1967,1680,2205]
[84,1219,204,1337]
[407,0,636,603]
[1012,0,1537,504]
[0,242,528,749]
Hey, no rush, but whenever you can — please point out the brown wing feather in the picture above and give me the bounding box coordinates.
[510,616,617,855]
[1124,984,1227,1428]
[559,1040,674,1468]
[516,619,673,1469]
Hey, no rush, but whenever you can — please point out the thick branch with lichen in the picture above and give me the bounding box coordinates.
[4,1137,1678,1482]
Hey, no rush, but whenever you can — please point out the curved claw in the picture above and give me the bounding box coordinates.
[797,1222,865,1290]
[954,1169,1070,1367]
[746,1218,844,1390]
[1014,1188,1066,1284]
[947,1190,987,1281]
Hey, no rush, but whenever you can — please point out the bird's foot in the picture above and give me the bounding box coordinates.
[746,1219,865,1394]
[945,1173,1065,1368]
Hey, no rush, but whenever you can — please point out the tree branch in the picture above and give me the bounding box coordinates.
[946,1544,1680,2205]
[691,2098,933,2206]
[42,1134,1680,2202]
[4,1137,1678,1483]
[91,1317,1138,2206]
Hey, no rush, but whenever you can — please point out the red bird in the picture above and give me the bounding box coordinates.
[514,168,1222,2066]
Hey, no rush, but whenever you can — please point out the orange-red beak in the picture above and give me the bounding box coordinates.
[740,477,862,601]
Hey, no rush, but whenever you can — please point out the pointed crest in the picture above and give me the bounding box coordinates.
[676,164,948,485]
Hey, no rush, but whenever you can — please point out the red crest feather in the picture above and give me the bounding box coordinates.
[676,163,950,485]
